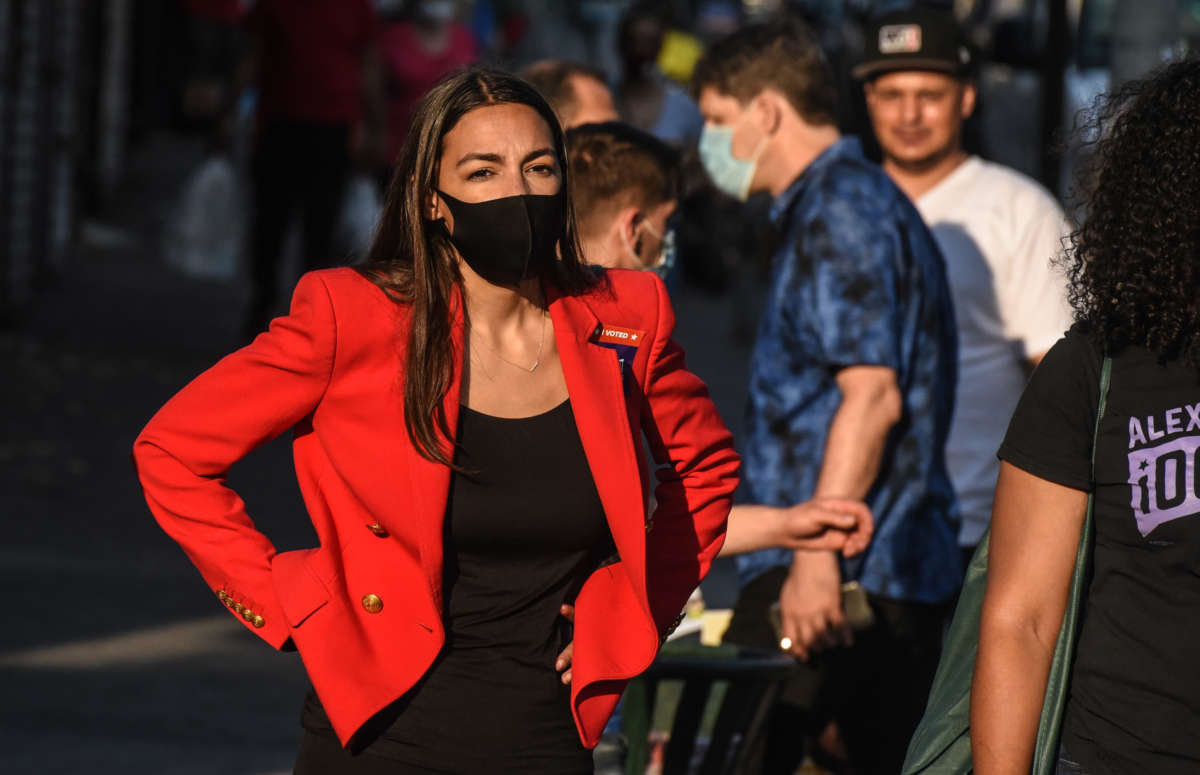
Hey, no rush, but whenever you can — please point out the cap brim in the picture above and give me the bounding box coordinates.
[851,57,962,80]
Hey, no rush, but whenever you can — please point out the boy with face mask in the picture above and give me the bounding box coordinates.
[566,122,679,276]
[693,19,960,775]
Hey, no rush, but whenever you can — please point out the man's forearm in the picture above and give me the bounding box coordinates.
[776,368,900,655]
[813,381,900,500]
[797,375,899,568]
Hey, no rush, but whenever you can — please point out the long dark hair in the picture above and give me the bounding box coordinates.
[359,68,598,466]
[1063,59,1200,365]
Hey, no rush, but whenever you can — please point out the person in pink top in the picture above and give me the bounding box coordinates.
[242,0,382,340]
[378,1,479,171]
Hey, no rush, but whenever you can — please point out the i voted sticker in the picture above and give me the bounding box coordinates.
[594,326,646,347]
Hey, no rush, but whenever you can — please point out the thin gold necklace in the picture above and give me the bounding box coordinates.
[471,308,547,373]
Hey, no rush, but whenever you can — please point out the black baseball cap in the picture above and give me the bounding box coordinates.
[851,5,973,81]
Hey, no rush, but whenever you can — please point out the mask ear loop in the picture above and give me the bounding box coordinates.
[738,127,770,200]
[748,133,768,164]
[743,95,772,164]
[638,218,662,268]
[729,119,769,201]
[631,217,672,270]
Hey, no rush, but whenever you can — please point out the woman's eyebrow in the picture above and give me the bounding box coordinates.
[522,147,555,164]
[456,152,503,167]
[455,148,555,168]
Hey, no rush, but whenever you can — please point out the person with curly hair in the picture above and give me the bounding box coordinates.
[972,58,1200,775]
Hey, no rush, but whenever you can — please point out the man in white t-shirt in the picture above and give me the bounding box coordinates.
[855,6,1073,563]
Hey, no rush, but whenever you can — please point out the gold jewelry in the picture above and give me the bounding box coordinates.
[471,308,547,373]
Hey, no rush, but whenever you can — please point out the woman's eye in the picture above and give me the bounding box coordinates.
[528,164,556,176]
[467,168,494,180]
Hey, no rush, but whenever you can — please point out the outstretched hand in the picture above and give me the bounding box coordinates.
[719,500,874,558]
[780,498,874,557]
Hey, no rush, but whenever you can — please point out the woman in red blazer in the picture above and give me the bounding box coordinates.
[135,68,739,772]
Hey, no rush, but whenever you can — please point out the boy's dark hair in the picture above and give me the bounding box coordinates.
[566,122,680,236]
[691,18,837,127]
[518,60,609,127]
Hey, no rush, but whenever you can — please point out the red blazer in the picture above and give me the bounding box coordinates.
[132,266,739,748]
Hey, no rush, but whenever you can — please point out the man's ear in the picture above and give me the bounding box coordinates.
[755,90,786,136]
[960,81,978,121]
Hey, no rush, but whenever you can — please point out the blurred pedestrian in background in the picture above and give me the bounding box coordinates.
[241,0,383,339]
[615,2,704,147]
[693,18,960,775]
[133,67,742,773]
[858,5,1072,567]
[179,0,250,144]
[974,58,1200,775]
[520,60,619,130]
[377,0,478,178]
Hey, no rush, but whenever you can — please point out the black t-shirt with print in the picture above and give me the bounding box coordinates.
[998,325,1200,775]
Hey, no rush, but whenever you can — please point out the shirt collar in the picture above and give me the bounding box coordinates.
[768,136,863,225]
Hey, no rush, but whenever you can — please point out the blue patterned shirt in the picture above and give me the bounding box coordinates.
[737,137,962,603]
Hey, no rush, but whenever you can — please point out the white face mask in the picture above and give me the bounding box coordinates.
[621,217,675,275]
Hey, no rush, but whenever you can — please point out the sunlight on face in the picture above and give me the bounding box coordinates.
[865,71,974,169]
[434,103,562,230]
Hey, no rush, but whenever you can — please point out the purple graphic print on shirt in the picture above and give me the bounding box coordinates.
[1127,403,1200,535]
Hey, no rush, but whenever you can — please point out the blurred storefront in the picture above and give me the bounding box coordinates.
[0,0,94,322]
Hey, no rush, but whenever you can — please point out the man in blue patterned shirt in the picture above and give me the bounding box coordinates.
[694,19,960,775]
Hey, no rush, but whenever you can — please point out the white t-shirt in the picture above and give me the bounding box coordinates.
[916,156,1073,547]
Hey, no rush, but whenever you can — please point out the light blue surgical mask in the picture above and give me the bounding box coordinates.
[698,122,766,202]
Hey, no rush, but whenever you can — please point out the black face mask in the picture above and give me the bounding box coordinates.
[436,190,564,287]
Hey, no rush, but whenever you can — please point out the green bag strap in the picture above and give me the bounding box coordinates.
[1030,353,1111,774]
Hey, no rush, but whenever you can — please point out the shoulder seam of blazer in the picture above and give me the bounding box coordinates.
[644,272,668,396]
[312,273,338,408]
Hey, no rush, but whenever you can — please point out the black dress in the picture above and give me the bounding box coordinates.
[295,399,612,774]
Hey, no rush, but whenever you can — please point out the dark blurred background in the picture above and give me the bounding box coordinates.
[2,1,1197,773]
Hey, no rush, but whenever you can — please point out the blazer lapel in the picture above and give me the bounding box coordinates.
[548,286,649,610]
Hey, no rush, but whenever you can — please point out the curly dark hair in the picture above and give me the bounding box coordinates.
[1063,58,1200,365]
